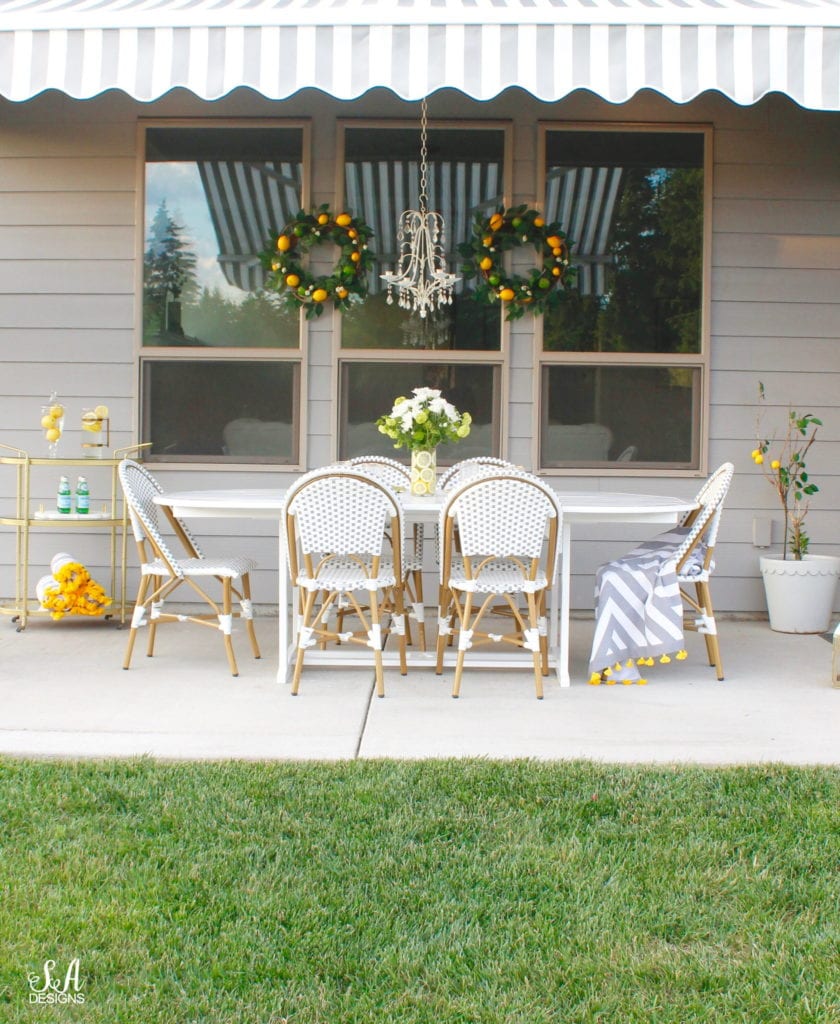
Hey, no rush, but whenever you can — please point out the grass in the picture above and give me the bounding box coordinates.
[0,758,838,1023]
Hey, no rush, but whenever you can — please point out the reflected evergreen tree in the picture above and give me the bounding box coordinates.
[143,200,198,341]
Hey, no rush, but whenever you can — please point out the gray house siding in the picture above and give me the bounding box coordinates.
[1,88,838,613]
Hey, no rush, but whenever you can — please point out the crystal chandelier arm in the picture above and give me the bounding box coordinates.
[380,96,460,319]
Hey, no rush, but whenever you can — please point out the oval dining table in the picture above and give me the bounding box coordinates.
[154,486,697,687]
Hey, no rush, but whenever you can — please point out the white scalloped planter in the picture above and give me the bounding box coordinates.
[760,554,840,633]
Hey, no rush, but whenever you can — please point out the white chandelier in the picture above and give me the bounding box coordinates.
[381,97,459,319]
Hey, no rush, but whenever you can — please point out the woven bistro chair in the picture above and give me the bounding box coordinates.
[347,455,427,649]
[118,459,260,677]
[675,462,735,679]
[438,456,518,491]
[283,467,408,696]
[590,462,734,684]
[436,473,562,699]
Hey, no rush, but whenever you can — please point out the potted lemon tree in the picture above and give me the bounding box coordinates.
[752,383,840,632]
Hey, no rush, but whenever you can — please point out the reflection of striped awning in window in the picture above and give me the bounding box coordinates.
[345,159,503,292]
[198,160,302,292]
[545,167,622,297]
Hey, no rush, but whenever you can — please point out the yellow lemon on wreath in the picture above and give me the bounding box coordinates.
[317,213,330,225]
[347,228,358,239]
[350,251,361,263]
[335,213,352,227]
[546,235,562,249]
[285,273,300,288]
[336,286,348,299]
[499,287,515,301]
[489,213,504,231]
[277,234,292,252]
[482,235,493,247]
[479,257,493,271]
[45,427,61,442]
[534,216,544,227]
[40,414,55,430]
[552,267,561,277]
[311,288,328,303]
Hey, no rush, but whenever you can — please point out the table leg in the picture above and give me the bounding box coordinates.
[277,522,290,684]
[556,520,572,687]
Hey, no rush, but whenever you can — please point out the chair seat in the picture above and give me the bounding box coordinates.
[141,555,257,578]
[448,563,548,595]
[296,559,397,592]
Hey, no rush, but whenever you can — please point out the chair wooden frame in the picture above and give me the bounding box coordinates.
[283,467,408,696]
[435,473,561,698]
[674,462,735,681]
[118,459,260,677]
[347,455,426,650]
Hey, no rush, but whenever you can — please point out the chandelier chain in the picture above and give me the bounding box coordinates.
[419,97,428,213]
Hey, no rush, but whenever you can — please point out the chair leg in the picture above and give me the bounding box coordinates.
[241,573,261,659]
[123,574,151,670]
[146,575,160,657]
[452,590,472,698]
[291,588,317,695]
[412,568,426,652]
[696,581,724,680]
[526,591,544,699]
[435,583,450,675]
[369,588,385,698]
[221,577,239,677]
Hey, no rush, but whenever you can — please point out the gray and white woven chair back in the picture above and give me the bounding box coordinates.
[347,455,409,491]
[286,468,402,563]
[443,475,561,585]
[118,458,202,577]
[348,456,423,565]
[283,467,406,695]
[674,462,734,575]
[439,457,518,491]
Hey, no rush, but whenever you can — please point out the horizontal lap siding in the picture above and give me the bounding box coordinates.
[1,90,838,616]
[711,101,840,613]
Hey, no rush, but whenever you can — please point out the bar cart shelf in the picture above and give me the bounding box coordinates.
[0,442,149,630]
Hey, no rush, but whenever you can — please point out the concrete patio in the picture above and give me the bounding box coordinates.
[0,614,837,764]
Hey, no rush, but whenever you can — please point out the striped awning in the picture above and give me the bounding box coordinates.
[2,0,837,110]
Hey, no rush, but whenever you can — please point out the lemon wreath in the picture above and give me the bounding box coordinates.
[458,204,576,321]
[260,204,375,320]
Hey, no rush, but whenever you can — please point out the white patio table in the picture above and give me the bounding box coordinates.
[154,486,696,686]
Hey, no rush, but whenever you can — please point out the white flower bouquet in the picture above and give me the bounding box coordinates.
[376,387,471,451]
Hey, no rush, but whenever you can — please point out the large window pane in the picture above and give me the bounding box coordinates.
[340,363,499,461]
[141,360,299,464]
[543,130,704,355]
[342,126,504,351]
[144,126,302,349]
[541,365,699,468]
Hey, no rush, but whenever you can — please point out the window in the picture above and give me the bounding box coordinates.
[539,126,709,471]
[141,123,306,464]
[338,121,509,461]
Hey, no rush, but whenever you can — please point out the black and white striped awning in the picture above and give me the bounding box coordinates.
[1,0,838,111]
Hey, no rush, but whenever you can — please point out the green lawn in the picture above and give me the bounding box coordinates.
[1,758,838,1023]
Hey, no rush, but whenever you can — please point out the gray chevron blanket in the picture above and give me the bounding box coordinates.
[589,527,704,682]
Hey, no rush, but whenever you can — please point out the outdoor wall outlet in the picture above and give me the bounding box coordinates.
[752,517,773,548]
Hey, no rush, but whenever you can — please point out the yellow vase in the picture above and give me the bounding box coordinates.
[410,448,437,496]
